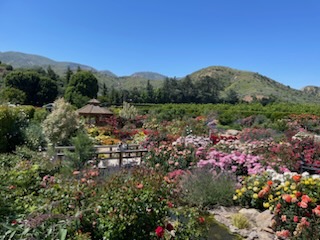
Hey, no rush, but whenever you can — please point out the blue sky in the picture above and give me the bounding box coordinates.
[0,0,319,89]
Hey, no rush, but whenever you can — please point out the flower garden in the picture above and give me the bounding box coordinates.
[2,101,320,239]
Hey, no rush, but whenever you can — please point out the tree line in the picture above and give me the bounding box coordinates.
[2,65,273,107]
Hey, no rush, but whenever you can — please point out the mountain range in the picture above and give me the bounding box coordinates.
[0,51,320,103]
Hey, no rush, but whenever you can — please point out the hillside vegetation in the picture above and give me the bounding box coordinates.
[1,51,320,104]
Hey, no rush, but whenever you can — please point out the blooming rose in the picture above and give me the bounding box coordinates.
[293,216,299,223]
[155,226,164,238]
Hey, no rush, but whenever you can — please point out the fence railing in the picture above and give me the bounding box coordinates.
[53,144,148,167]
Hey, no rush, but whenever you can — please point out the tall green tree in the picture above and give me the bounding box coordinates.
[64,71,99,107]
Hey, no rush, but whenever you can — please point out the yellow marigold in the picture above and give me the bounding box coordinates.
[290,184,296,190]
[263,202,270,208]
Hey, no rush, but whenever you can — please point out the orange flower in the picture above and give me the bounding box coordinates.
[267,180,273,186]
[282,194,292,203]
[301,195,311,203]
[292,175,301,182]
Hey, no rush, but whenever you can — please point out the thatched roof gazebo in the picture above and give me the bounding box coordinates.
[77,99,113,125]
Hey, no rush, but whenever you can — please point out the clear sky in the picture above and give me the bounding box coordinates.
[0,0,319,89]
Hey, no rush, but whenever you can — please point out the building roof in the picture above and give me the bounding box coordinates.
[77,99,113,115]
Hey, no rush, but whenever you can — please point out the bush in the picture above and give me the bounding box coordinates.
[0,106,28,152]
[179,168,236,208]
[42,98,80,146]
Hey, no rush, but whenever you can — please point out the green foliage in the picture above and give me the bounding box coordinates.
[179,168,236,208]
[0,87,26,104]
[42,98,80,146]
[23,122,46,150]
[4,70,58,106]
[64,71,98,107]
[0,106,29,152]
[64,131,95,170]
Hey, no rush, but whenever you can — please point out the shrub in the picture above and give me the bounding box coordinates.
[42,98,80,146]
[179,168,236,208]
[0,106,28,152]
[64,131,95,170]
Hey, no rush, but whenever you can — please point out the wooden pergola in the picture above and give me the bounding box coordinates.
[77,99,113,125]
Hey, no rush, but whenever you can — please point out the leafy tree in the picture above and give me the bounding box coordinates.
[195,76,222,103]
[38,77,58,104]
[0,87,26,104]
[64,71,98,107]
[4,70,58,106]
[42,98,80,146]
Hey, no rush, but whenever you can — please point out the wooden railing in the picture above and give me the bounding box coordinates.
[54,144,148,167]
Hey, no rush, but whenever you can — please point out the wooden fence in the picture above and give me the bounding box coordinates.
[54,144,148,167]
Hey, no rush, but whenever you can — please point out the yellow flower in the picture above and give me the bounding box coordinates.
[290,184,296,190]
[276,191,281,196]
[268,194,274,201]
[236,189,241,193]
[241,187,247,193]
[263,202,270,208]
[248,186,253,190]
[254,181,260,186]
[284,181,290,187]
[283,187,289,192]
[253,187,259,192]
[238,192,243,197]
[253,193,258,199]
[233,195,238,201]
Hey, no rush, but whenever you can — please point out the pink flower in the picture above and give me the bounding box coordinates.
[155,226,164,238]
[312,205,320,216]
[276,229,290,238]
[293,216,299,222]
[300,217,310,227]
[299,201,308,209]
[281,215,287,222]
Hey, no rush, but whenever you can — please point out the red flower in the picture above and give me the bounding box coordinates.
[166,223,174,231]
[155,226,164,238]
[295,191,302,198]
[293,216,299,222]
[11,220,17,225]
[167,201,173,208]
[198,216,205,223]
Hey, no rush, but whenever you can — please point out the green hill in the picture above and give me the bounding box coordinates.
[187,66,320,103]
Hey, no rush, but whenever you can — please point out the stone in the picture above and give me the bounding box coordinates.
[247,231,259,240]
[255,210,273,229]
[239,208,260,223]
